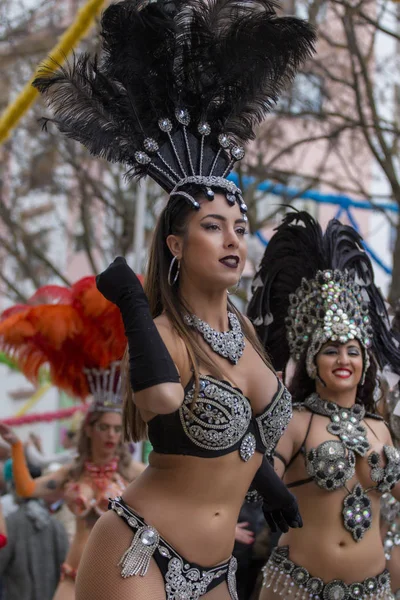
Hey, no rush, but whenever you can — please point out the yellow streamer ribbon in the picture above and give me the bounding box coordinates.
[15,382,52,417]
[0,0,106,144]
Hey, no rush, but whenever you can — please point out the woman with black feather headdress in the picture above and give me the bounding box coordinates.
[32,1,316,599]
[247,212,400,599]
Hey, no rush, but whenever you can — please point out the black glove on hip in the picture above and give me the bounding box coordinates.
[96,257,180,392]
[251,456,302,533]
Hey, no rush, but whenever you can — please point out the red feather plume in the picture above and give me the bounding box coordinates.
[0,276,133,399]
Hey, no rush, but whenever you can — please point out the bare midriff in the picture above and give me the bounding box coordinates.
[279,485,385,582]
[121,450,263,567]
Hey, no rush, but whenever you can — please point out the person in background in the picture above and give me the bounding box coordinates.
[379,301,400,598]
[248,212,400,600]
[0,276,145,600]
[0,462,68,600]
[234,501,265,600]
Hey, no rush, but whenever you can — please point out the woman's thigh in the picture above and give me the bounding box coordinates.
[77,556,167,600]
[53,579,75,600]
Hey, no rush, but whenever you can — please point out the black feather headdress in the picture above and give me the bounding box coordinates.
[33,0,316,212]
[247,211,400,380]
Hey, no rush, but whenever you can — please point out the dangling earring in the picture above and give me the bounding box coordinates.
[227,278,241,295]
[168,256,180,286]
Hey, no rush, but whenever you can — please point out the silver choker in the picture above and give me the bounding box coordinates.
[184,312,245,364]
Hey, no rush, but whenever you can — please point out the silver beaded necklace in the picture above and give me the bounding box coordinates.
[184,311,245,365]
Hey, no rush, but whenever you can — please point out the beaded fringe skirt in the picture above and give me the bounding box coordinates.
[262,546,394,600]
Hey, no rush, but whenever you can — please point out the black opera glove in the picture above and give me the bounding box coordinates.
[96,256,144,306]
[96,257,180,393]
[252,456,303,534]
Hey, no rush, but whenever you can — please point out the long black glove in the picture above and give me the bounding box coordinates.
[251,456,302,533]
[96,257,180,392]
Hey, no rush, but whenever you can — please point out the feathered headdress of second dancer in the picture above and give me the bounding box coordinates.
[32,0,316,211]
[0,277,131,411]
[247,212,400,384]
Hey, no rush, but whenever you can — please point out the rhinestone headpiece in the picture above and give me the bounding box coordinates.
[285,270,373,380]
[84,361,122,413]
[135,111,248,215]
[32,0,316,221]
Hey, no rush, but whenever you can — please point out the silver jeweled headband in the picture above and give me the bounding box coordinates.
[285,269,373,380]
[84,360,122,413]
[134,110,248,215]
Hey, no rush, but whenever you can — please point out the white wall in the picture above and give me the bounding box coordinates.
[0,365,59,454]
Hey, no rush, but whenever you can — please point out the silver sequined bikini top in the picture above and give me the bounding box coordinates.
[293,395,400,493]
[148,374,292,462]
[305,441,400,495]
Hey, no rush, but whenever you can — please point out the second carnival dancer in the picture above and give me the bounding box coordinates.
[32,1,316,599]
[0,277,145,600]
[380,301,400,598]
[247,212,400,600]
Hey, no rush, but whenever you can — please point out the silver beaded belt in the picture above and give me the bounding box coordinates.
[262,546,393,600]
[110,496,239,600]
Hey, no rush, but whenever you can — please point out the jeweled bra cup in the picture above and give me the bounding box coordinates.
[300,394,400,542]
[306,440,356,491]
[181,375,292,461]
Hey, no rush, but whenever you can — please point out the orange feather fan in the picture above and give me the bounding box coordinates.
[0,276,131,400]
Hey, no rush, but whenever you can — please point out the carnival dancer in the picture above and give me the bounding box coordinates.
[247,212,400,600]
[379,301,400,598]
[32,1,316,598]
[0,277,145,600]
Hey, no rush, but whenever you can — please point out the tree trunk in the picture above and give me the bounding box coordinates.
[389,211,400,306]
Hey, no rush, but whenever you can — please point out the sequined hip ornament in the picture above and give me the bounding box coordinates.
[110,497,239,600]
[262,547,393,599]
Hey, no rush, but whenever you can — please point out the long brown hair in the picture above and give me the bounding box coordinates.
[123,192,273,442]
[69,410,132,481]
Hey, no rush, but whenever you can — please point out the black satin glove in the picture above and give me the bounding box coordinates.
[96,256,145,307]
[252,456,302,533]
[96,257,180,392]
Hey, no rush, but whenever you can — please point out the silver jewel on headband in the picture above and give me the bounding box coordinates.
[230,146,245,160]
[184,312,245,365]
[170,175,247,215]
[175,108,190,126]
[172,175,242,195]
[158,117,173,132]
[218,133,231,148]
[144,138,159,153]
[198,122,211,136]
[135,151,151,165]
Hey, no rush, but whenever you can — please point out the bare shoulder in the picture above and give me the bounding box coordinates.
[242,314,257,333]
[127,459,146,480]
[365,415,392,443]
[288,406,313,441]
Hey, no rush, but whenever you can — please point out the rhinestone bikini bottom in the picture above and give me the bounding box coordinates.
[110,496,238,600]
[262,546,393,600]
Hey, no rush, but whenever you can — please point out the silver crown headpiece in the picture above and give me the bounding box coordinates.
[285,270,373,380]
[134,109,248,216]
[84,361,122,413]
